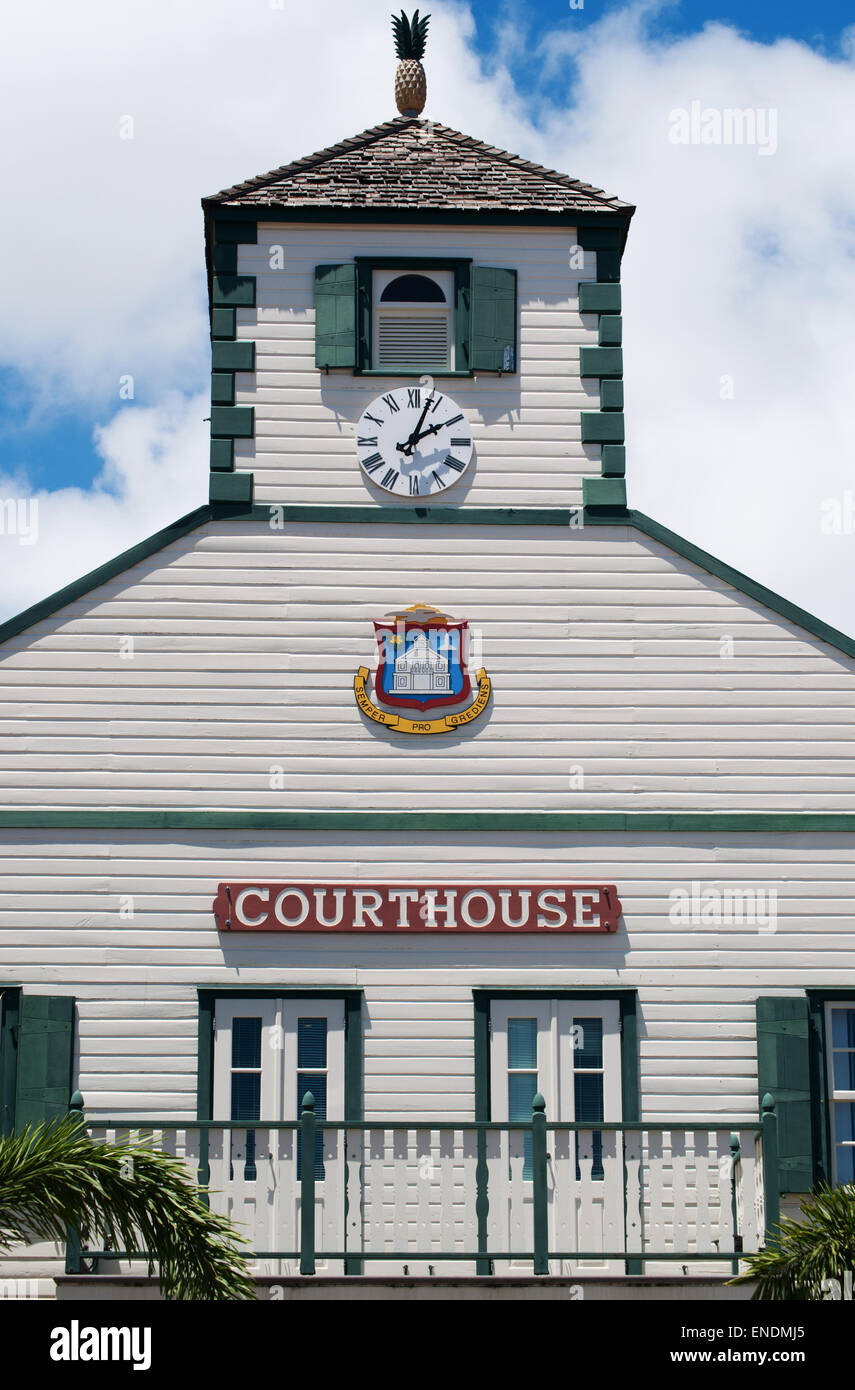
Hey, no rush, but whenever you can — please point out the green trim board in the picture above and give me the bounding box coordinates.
[0,986,20,1137]
[208,220,256,502]
[206,207,633,239]
[1,810,855,832]
[1,502,854,665]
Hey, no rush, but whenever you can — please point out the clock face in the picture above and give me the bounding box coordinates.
[355,386,474,498]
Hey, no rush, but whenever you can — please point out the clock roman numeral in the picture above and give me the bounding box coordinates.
[407,388,421,408]
[409,475,420,495]
[429,395,445,413]
[364,412,384,427]
[449,437,471,448]
[444,413,464,427]
[444,455,466,473]
[362,453,383,473]
[381,467,400,490]
[357,436,378,447]
[431,470,447,491]
[382,394,400,414]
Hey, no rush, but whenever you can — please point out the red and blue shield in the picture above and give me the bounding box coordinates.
[373,606,472,712]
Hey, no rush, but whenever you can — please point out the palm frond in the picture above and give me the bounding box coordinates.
[730,1183,855,1300]
[0,1116,255,1300]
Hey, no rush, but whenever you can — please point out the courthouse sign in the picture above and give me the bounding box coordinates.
[213,883,622,934]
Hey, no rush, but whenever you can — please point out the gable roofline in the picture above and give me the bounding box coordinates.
[202,117,635,216]
[1,502,853,665]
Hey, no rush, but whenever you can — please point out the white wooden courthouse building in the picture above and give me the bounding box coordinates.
[1,109,855,1300]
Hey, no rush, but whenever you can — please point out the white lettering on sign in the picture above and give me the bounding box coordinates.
[214,883,622,934]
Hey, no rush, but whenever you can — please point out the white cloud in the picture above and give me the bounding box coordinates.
[0,1,854,635]
[0,394,207,619]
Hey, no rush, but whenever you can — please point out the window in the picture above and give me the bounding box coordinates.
[827,1004,855,1184]
[373,269,453,370]
[313,260,517,375]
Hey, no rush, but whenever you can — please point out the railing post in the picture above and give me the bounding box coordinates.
[760,1092,780,1247]
[475,1121,490,1276]
[300,1091,316,1276]
[64,1091,85,1275]
[531,1093,548,1275]
[729,1132,742,1275]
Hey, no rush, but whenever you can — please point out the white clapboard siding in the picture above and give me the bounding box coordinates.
[233,223,602,508]
[1,829,854,1124]
[1,520,854,809]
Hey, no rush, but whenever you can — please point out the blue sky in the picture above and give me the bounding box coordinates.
[1,0,855,636]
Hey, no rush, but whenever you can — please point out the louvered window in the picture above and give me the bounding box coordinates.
[373,269,453,370]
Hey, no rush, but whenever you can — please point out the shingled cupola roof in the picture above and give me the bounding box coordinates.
[203,117,635,221]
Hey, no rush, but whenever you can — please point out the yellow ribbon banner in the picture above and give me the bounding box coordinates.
[354,667,491,735]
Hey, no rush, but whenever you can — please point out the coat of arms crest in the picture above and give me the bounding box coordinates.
[354,604,491,735]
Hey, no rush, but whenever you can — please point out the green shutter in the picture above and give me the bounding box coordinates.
[470,267,517,372]
[14,995,74,1128]
[756,996,815,1192]
[315,264,357,369]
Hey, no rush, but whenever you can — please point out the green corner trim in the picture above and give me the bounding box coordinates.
[579,346,623,379]
[599,380,623,411]
[212,275,256,308]
[211,308,237,339]
[598,315,622,347]
[583,477,627,508]
[213,220,258,245]
[579,283,621,314]
[1,501,854,668]
[212,244,238,274]
[601,445,626,477]
[210,405,253,438]
[210,439,235,471]
[211,372,235,406]
[209,471,253,504]
[581,412,625,444]
[0,810,854,832]
[211,340,255,372]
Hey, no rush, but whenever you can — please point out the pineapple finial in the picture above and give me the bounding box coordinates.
[392,10,430,117]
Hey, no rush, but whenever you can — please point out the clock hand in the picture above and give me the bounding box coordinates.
[398,393,435,454]
[400,421,447,454]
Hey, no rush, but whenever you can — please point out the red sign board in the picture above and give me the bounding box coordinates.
[213,883,622,934]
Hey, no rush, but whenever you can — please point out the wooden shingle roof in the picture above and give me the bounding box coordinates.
[204,117,634,217]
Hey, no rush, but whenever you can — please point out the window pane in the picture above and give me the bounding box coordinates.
[833,1051,855,1092]
[508,1018,537,1070]
[297,1073,327,1180]
[573,1017,603,1070]
[231,1071,260,1124]
[298,1072,327,1120]
[832,1009,855,1050]
[834,1102,855,1145]
[574,1072,604,1124]
[298,1017,327,1069]
[381,273,446,303]
[508,1070,538,1122]
[835,1146,855,1184]
[231,1017,261,1069]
